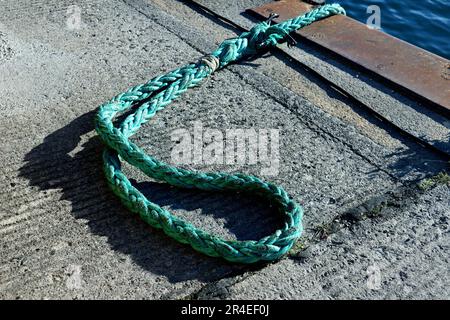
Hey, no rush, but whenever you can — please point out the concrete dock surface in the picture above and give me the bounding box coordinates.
[0,0,448,299]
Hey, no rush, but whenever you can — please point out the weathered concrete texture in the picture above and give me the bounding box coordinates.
[196,184,450,300]
[0,31,14,63]
[0,0,448,299]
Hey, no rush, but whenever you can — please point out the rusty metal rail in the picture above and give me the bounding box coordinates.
[248,0,450,115]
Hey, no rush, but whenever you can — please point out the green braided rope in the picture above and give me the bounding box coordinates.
[94,4,346,264]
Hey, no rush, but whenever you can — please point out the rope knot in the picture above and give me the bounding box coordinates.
[245,22,271,52]
[211,3,345,66]
[210,22,272,67]
[240,20,295,53]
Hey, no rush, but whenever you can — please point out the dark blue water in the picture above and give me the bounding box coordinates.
[335,0,450,59]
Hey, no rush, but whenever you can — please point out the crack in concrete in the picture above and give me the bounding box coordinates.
[121,0,406,185]
[228,67,404,184]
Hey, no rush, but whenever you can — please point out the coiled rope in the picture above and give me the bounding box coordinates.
[95,4,346,264]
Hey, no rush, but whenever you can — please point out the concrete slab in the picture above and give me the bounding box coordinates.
[0,0,448,299]
[194,184,450,300]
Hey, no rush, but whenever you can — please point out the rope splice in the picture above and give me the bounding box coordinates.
[94,4,346,264]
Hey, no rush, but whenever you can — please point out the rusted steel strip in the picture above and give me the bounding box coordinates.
[248,0,450,114]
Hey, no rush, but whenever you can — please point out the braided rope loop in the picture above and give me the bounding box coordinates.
[94,4,345,263]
